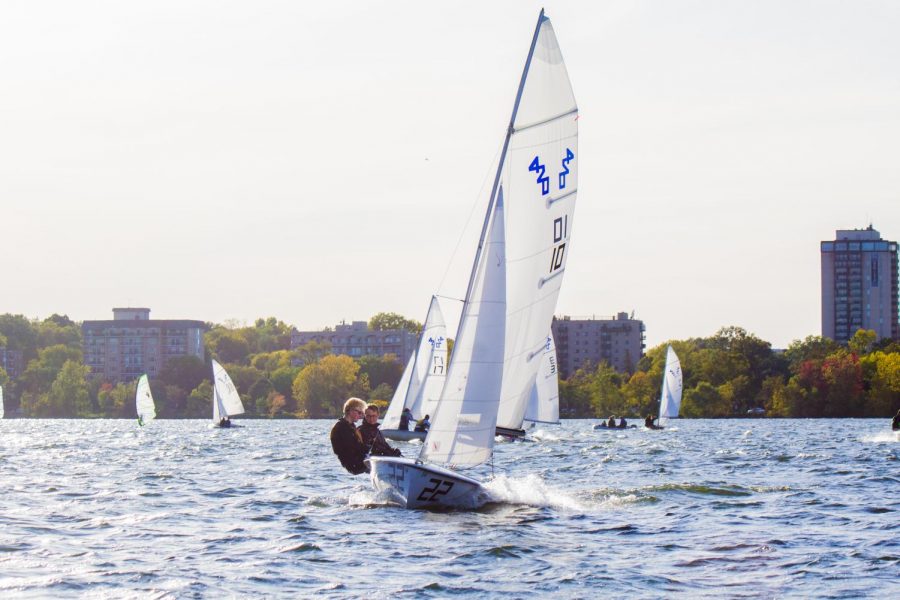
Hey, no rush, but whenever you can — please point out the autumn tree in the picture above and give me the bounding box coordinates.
[293,355,366,418]
[369,312,422,334]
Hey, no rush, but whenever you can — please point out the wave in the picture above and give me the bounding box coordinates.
[482,473,585,511]
[862,431,899,443]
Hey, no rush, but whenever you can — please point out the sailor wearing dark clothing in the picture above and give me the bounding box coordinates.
[399,407,414,431]
[893,410,900,431]
[619,417,628,428]
[360,405,402,457]
[330,397,369,475]
[414,415,431,432]
[607,415,616,428]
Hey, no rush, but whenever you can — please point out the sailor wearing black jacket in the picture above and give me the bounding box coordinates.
[329,397,369,475]
[359,404,402,457]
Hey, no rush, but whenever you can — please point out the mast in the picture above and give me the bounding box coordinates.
[455,10,546,334]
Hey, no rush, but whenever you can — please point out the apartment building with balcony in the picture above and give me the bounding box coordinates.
[821,227,899,343]
[551,312,646,378]
[82,308,207,383]
[291,320,417,363]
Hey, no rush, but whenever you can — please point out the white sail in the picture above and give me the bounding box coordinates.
[494,16,578,433]
[524,332,560,425]
[658,346,683,419]
[135,374,156,425]
[382,352,414,429]
[0,385,4,419]
[212,359,245,422]
[382,296,448,430]
[421,190,507,468]
[422,12,577,468]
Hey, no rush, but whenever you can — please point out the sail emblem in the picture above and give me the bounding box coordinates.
[528,156,550,195]
[559,148,575,189]
[428,335,445,349]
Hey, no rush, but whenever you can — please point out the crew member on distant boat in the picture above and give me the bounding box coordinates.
[645,414,662,430]
[892,409,900,431]
[399,407,414,431]
[619,417,628,428]
[330,397,369,475]
[414,414,431,432]
[607,415,616,428]
[218,417,231,428]
[359,404,402,457]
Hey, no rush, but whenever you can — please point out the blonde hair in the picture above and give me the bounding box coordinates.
[343,397,366,415]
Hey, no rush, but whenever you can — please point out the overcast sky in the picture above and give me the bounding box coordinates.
[2,0,898,349]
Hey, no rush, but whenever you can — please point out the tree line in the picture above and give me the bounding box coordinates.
[1,313,897,419]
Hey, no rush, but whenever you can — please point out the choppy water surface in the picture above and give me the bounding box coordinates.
[0,419,897,598]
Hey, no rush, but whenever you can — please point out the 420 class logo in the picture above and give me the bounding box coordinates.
[529,148,575,196]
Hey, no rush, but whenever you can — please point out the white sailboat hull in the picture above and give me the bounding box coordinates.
[368,456,487,510]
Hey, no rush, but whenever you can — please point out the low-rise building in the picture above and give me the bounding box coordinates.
[551,312,646,378]
[291,320,416,363]
[82,308,207,383]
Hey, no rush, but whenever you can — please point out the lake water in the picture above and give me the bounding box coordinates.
[0,418,897,598]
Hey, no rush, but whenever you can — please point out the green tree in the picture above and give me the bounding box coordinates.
[682,382,730,417]
[47,360,91,417]
[186,380,213,418]
[357,354,403,391]
[848,329,877,356]
[97,381,133,417]
[159,355,208,394]
[292,355,364,418]
[207,330,251,365]
[369,312,422,334]
[369,382,395,402]
[19,344,83,396]
[0,314,39,361]
[291,341,332,369]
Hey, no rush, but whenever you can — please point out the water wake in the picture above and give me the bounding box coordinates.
[862,431,899,444]
[482,473,585,511]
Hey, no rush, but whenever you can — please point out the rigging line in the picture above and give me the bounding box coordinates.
[433,293,465,304]
[434,142,504,296]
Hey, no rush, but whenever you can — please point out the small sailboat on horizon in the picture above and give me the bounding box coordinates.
[368,9,579,509]
[212,359,244,428]
[135,374,156,427]
[381,296,447,443]
[647,345,682,429]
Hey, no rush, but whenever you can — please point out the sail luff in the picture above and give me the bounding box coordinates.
[456,9,547,339]
[135,374,156,424]
[658,346,683,420]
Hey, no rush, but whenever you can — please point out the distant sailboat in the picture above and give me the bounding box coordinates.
[212,359,244,427]
[369,10,578,509]
[381,296,447,442]
[0,384,4,419]
[656,345,683,427]
[135,374,156,427]
[523,332,560,427]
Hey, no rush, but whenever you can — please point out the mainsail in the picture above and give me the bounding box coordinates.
[422,11,578,468]
[382,296,447,429]
[524,332,560,425]
[135,374,156,425]
[658,346,683,419]
[212,359,245,422]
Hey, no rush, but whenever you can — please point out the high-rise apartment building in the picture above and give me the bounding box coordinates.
[551,312,646,378]
[82,308,207,383]
[291,320,417,363]
[821,227,899,343]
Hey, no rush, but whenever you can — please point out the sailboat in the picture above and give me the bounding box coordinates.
[0,384,4,419]
[212,359,244,427]
[523,332,560,427]
[135,374,156,426]
[381,296,448,442]
[369,10,578,509]
[652,345,683,428]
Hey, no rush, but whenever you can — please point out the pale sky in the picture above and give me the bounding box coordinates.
[2,0,898,350]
